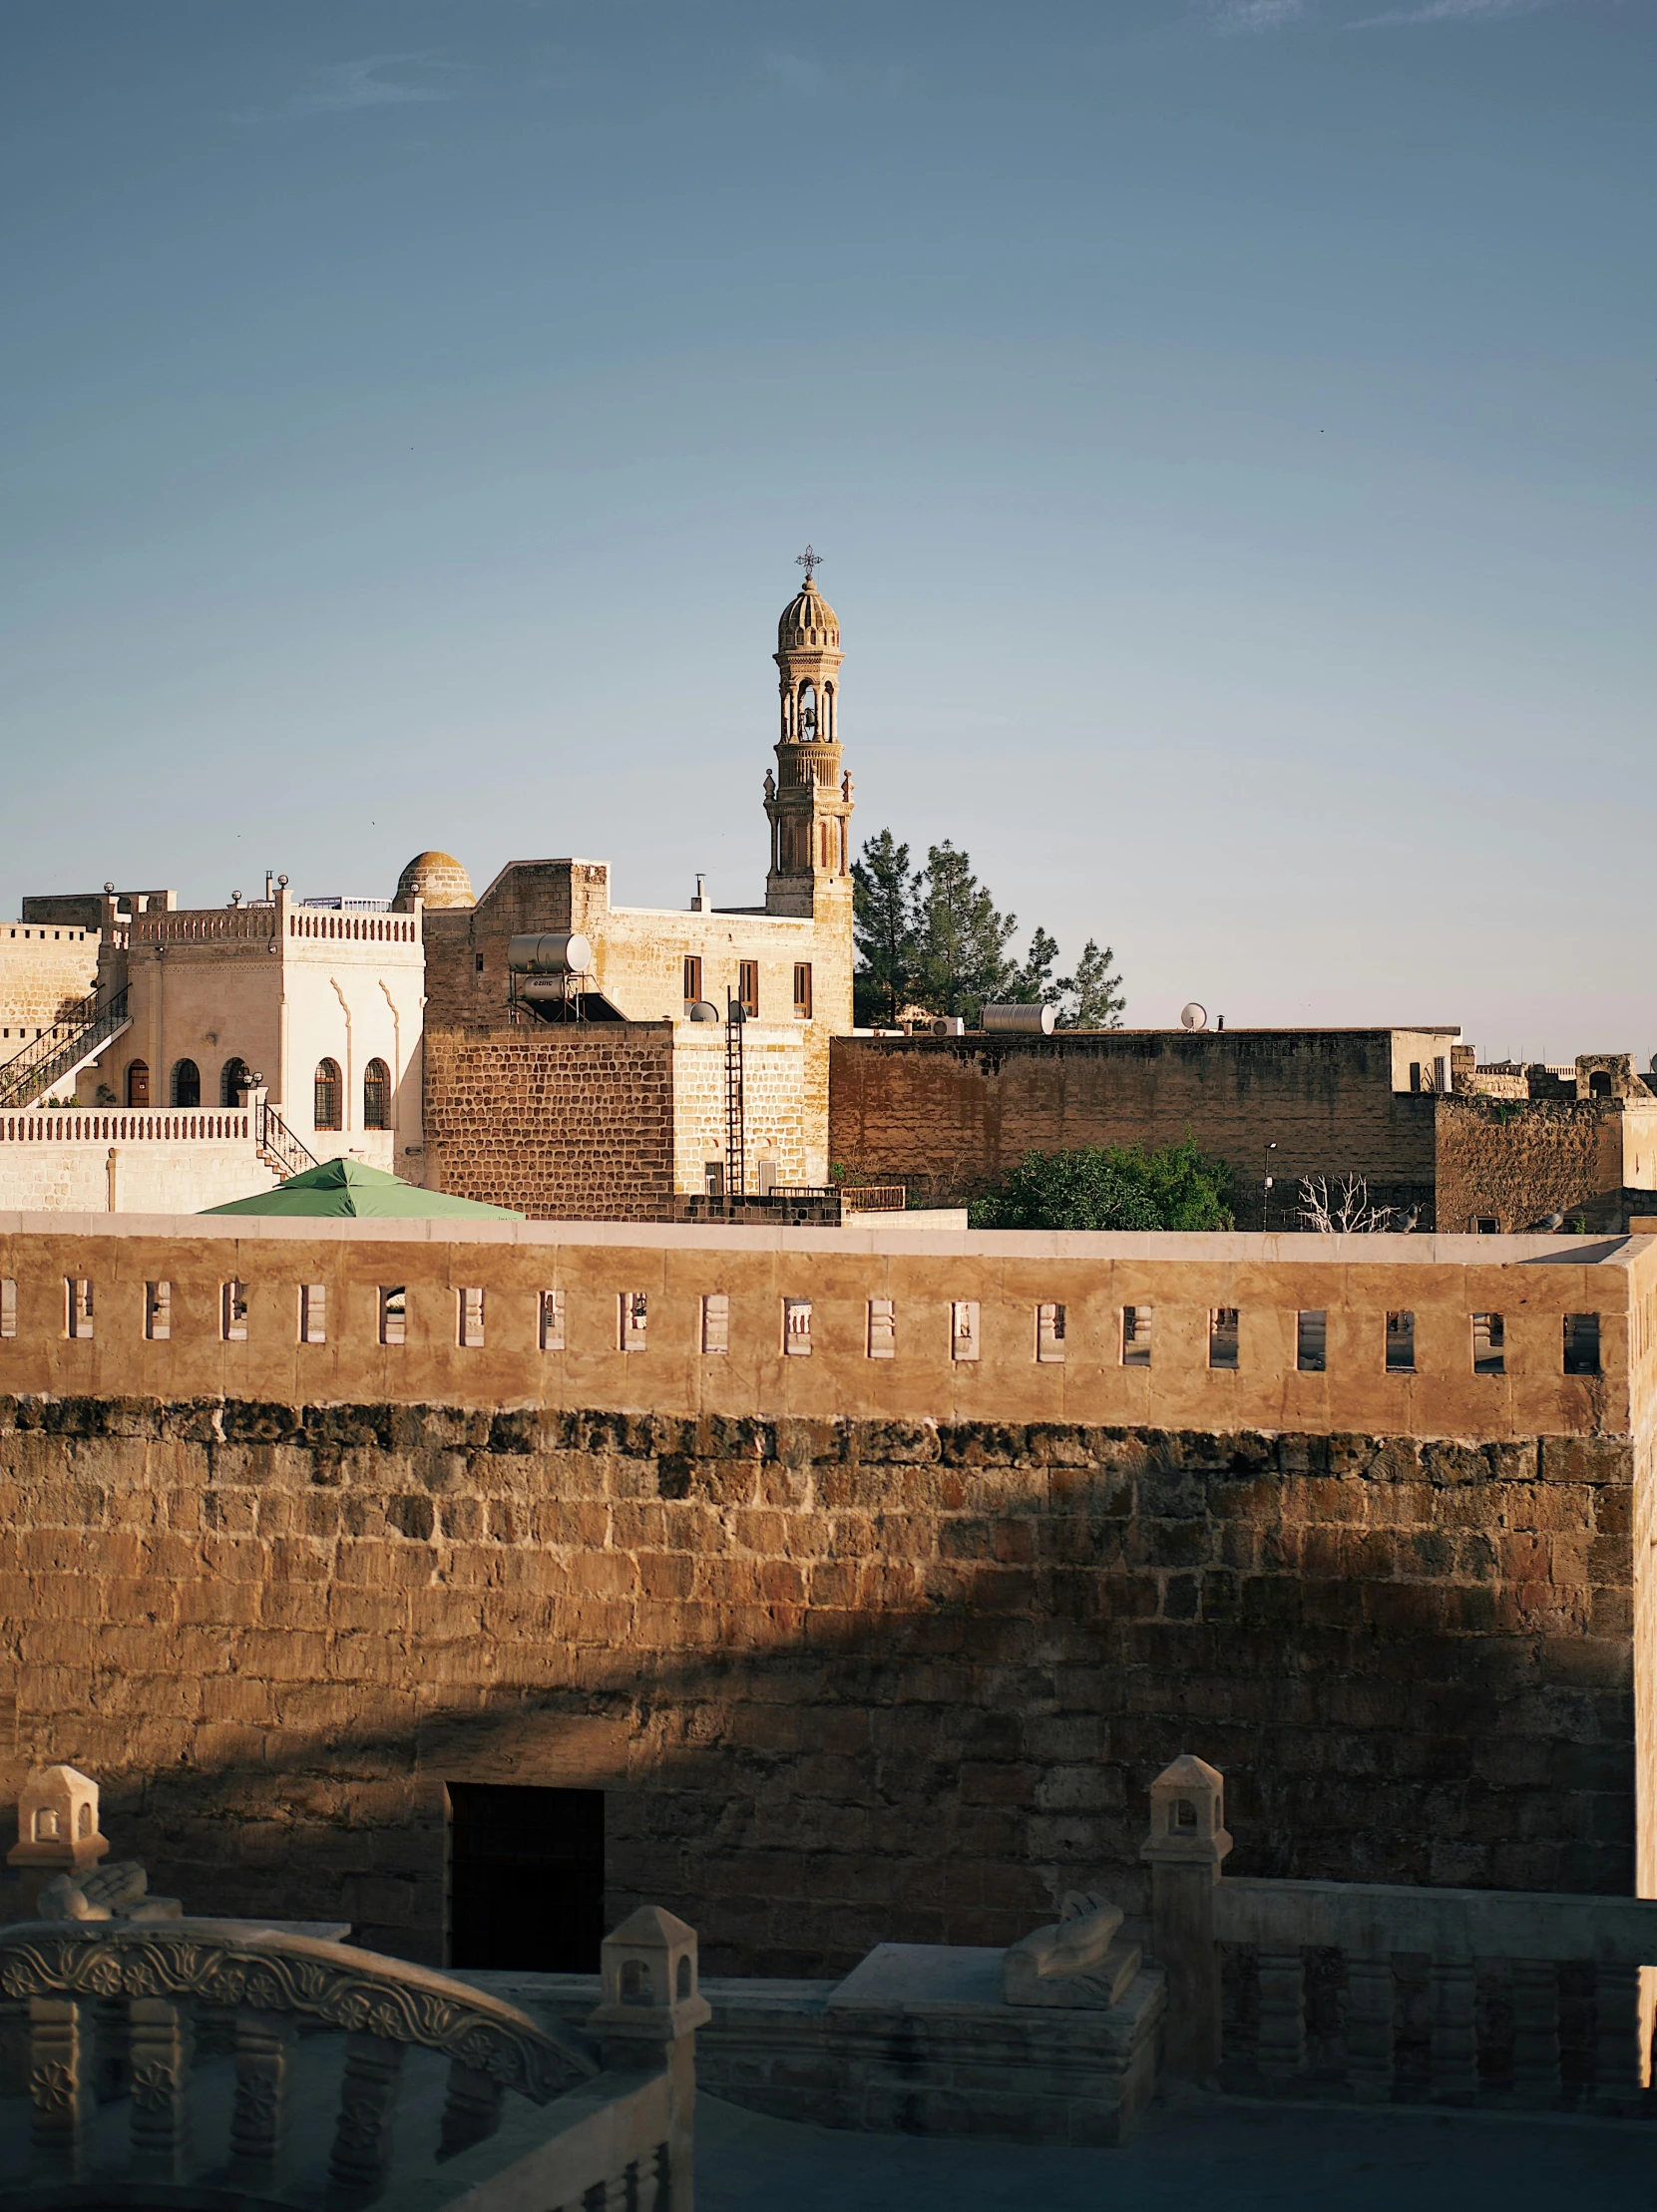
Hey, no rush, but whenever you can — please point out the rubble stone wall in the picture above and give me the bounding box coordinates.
[0,1394,1633,1977]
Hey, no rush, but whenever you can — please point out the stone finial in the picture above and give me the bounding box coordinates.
[9,1766,109,1873]
[1141,1753,1232,1872]
[587,1905,711,2039]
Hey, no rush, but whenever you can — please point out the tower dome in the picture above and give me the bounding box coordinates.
[777,573,840,653]
[394,851,474,912]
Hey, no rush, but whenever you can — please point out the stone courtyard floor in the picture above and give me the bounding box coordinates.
[695,2088,1657,2211]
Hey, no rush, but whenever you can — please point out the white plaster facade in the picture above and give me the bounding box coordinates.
[88,892,425,1173]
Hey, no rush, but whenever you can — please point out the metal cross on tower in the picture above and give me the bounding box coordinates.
[795,544,823,580]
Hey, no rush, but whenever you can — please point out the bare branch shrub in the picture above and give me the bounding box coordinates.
[1298,1173,1394,1235]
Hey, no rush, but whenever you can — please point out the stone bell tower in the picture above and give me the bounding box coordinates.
[765,550,854,922]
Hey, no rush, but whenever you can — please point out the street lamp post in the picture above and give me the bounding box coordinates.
[1262,1143,1277,1234]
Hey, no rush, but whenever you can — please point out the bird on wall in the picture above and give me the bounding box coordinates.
[1393,1206,1420,1235]
[1526,1211,1565,1234]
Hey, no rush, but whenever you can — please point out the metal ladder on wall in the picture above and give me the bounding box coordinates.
[724,998,746,1198]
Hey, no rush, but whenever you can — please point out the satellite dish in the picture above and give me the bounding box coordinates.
[1180,1002,1208,1032]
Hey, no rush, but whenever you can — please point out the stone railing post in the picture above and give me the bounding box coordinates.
[586,1908,711,2212]
[1141,1754,1232,2080]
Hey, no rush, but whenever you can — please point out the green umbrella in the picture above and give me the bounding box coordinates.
[203,1157,524,1219]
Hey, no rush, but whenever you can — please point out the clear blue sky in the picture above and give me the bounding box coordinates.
[2,0,1651,1062]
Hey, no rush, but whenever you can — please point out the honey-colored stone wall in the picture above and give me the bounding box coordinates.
[0,1221,1645,1974]
[829,1030,1441,1222]
[0,923,100,1047]
[423,1025,675,1218]
[0,1396,1634,1974]
[1433,1097,1638,1234]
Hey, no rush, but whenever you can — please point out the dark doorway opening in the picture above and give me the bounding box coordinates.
[447,1783,605,1972]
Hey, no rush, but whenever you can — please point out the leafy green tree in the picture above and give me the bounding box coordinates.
[914,840,1018,1023]
[851,829,920,1025]
[1054,938,1125,1029]
[969,1136,1232,1231]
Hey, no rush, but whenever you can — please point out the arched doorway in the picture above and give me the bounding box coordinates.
[221,1056,252,1106]
[172,1059,201,1108]
[126,1060,149,1108]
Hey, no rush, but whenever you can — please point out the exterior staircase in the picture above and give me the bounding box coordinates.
[0,986,131,1112]
[254,1100,318,1182]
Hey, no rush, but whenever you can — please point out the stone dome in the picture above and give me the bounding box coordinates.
[394,851,474,912]
[777,574,840,653]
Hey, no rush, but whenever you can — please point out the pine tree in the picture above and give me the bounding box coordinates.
[850,830,920,1025]
[1011,925,1062,1006]
[1054,939,1125,1029]
[914,841,1018,1023]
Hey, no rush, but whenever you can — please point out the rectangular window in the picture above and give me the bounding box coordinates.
[299,1285,326,1345]
[951,1299,980,1362]
[682,955,702,1004]
[145,1281,171,1342]
[783,1296,812,1355]
[620,1291,648,1352]
[1472,1311,1505,1375]
[0,1277,14,1338]
[792,962,813,1018]
[539,1289,566,1351]
[738,960,759,1017]
[1208,1307,1240,1370]
[701,1291,729,1355]
[1563,1312,1600,1376]
[220,1281,247,1343]
[704,1160,725,1198]
[1121,1304,1152,1367]
[380,1286,406,1346]
[867,1297,896,1358]
[66,1278,94,1340]
[458,1288,485,1348]
[1296,1310,1327,1373]
[1473,1216,1500,1235]
[1409,1061,1422,1092]
[1036,1301,1065,1363]
[1386,1310,1416,1373]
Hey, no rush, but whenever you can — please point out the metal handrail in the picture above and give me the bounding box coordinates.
[256,1102,318,1181]
[0,985,131,1111]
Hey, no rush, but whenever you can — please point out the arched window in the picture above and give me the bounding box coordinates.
[798,681,818,739]
[363,1058,391,1129]
[823,682,835,741]
[172,1059,201,1108]
[220,1056,251,1107]
[126,1060,150,1108]
[314,1058,341,1131]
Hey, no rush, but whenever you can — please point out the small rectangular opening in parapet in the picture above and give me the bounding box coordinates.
[0,1278,15,1339]
[539,1289,565,1351]
[299,1284,326,1345]
[66,1278,94,1341]
[619,1291,648,1353]
[458,1287,486,1348]
[1472,1311,1505,1374]
[1386,1310,1415,1373]
[1036,1301,1065,1363]
[1208,1307,1239,1370]
[867,1296,896,1358]
[1296,1310,1327,1372]
[784,1296,812,1354]
[1121,1304,1152,1366]
[379,1287,406,1346]
[951,1299,980,1361]
[702,1291,729,1354]
[220,1280,247,1343]
[1563,1312,1600,1375]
